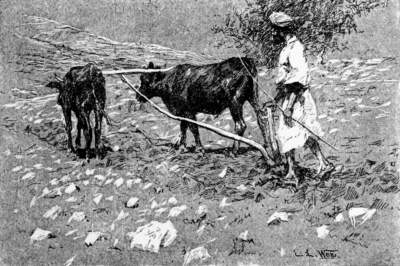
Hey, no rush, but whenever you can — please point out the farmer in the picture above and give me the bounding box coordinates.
[269,11,334,185]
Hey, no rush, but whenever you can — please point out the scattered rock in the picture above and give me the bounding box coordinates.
[219,197,232,208]
[196,224,206,236]
[218,167,228,178]
[93,194,103,205]
[236,184,247,191]
[22,172,35,180]
[11,166,23,172]
[126,197,139,208]
[183,246,211,266]
[115,210,129,221]
[143,183,153,190]
[85,232,102,247]
[33,163,43,169]
[40,187,51,198]
[43,205,61,220]
[196,205,208,216]
[105,179,113,185]
[68,212,85,223]
[114,177,124,188]
[112,145,120,152]
[85,169,95,176]
[267,212,290,225]
[50,178,59,186]
[155,207,168,216]
[151,200,159,209]
[65,183,78,194]
[61,175,70,182]
[169,164,180,172]
[334,212,345,223]
[65,229,78,237]
[30,228,54,243]
[316,225,330,239]
[94,175,106,182]
[106,196,114,201]
[30,196,37,208]
[64,255,76,266]
[168,196,178,205]
[238,230,249,241]
[126,179,134,188]
[127,220,177,253]
[168,205,187,217]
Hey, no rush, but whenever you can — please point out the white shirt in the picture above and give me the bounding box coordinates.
[276,36,310,86]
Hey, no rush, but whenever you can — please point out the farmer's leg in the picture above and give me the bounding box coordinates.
[305,137,332,174]
[285,149,296,180]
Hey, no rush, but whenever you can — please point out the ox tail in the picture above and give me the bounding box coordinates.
[101,109,114,126]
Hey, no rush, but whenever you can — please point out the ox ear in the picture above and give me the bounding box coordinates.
[148,62,155,69]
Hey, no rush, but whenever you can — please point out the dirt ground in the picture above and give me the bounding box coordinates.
[1,52,400,265]
[0,7,399,265]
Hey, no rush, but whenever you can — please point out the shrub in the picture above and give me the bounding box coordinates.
[213,0,388,67]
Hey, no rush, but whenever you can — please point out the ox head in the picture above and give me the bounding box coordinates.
[137,62,164,103]
[45,73,63,91]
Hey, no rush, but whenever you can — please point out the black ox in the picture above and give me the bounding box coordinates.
[46,63,110,160]
[137,57,270,154]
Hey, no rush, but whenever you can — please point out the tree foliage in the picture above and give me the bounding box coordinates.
[213,0,388,67]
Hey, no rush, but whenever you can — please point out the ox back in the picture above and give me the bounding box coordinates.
[138,57,271,154]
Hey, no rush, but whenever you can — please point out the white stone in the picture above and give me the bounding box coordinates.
[30,228,53,243]
[85,232,102,246]
[68,212,85,223]
[183,246,211,266]
[43,205,61,220]
[127,220,177,253]
[126,197,139,208]
[168,205,187,217]
[316,225,330,239]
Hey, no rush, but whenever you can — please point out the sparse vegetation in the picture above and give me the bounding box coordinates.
[212,0,390,66]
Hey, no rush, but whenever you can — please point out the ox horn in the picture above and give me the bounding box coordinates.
[53,73,62,82]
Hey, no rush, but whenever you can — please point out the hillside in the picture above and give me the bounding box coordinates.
[1,13,400,266]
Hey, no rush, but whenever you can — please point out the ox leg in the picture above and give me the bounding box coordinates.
[230,105,246,155]
[94,110,103,159]
[63,108,75,153]
[188,116,203,153]
[75,119,83,149]
[174,121,188,150]
[81,111,92,161]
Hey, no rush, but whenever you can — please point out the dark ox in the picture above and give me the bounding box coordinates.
[46,63,110,160]
[137,57,269,154]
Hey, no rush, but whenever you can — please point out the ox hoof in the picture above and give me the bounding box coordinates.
[67,147,76,154]
[176,146,188,153]
[194,146,205,154]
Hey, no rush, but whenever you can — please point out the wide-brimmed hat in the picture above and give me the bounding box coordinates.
[269,12,293,27]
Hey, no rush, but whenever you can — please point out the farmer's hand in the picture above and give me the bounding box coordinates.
[263,100,276,112]
[283,108,293,127]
